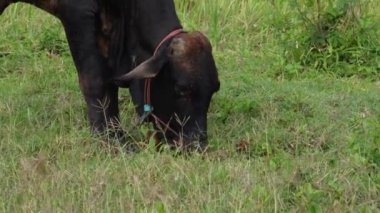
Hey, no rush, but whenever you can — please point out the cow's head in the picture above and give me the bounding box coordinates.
[115,32,220,151]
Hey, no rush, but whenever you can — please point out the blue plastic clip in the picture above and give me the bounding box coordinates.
[144,104,153,113]
[139,104,153,124]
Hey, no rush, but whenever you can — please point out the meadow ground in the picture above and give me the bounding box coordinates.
[0,1,379,212]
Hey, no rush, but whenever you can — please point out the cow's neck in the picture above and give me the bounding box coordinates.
[124,0,182,115]
[130,0,182,55]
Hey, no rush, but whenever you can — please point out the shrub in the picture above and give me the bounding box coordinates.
[279,0,380,79]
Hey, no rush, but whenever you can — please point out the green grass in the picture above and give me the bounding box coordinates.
[1,1,379,212]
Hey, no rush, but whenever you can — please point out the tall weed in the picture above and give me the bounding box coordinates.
[175,0,380,79]
[278,0,380,79]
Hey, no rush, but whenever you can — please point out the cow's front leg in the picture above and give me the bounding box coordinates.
[60,9,120,136]
[79,73,119,134]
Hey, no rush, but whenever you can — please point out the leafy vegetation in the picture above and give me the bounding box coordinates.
[0,0,379,212]
[281,0,380,78]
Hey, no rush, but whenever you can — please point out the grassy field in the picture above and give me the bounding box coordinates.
[0,0,379,212]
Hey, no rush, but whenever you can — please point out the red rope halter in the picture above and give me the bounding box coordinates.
[143,28,184,137]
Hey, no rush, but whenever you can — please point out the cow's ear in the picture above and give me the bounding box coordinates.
[114,47,168,86]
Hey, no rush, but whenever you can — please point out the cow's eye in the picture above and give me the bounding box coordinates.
[175,84,192,97]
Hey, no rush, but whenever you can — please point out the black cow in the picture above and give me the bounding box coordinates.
[0,0,220,151]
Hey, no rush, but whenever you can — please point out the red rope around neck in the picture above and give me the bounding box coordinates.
[143,28,184,137]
